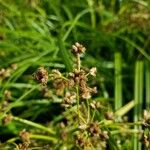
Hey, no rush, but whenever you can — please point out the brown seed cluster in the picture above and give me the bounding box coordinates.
[88,121,101,137]
[62,92,76,107]
[4,90,12,101]
[49,44,97,100]
[104,111,114,120]
[0,64,18,80]
[72,42,86,55]
[33,67,48,85]
[53,78,68,96]
[68,69,97,100]
[2,114,13,125]
[141,132,150,149]
[19,129,30,150]
[75,134,90,149]
[90,101,102,109]
[88,121,109,140]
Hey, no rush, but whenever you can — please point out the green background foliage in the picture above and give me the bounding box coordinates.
[0,0,150,149]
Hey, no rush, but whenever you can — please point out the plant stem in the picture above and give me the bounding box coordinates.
[77,53,81,71]
[76,85,80,123]
[13,116,55,135]
[114,52,122,111]
[86,99,90,123]
[7,134,57,143]
[111,129,143,135]
[134,60,143,150]
[145,60,150,109]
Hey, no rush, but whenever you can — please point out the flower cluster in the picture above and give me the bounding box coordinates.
[0,63,17,80]
[72,42,86,55]
[33,66,48,85]
[47,43,97,106]
[19,129,30,149]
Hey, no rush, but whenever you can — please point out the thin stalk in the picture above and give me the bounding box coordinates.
[7,134,57,143]
[145,60,150,109]
[13,116,55,135]
[77,54,81,71]
[30,134,57,142]
[86,99,90,123]
[86,0,96,28]
[76,85,80,123]
[134,60,144,150]
[114,52,122,110]
[111,129,143,135]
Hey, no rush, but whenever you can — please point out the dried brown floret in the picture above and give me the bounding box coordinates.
[53,78,68,96]
[2,114,13,125]
[4,90,12,101]
[19,129,30,149]
[19,129,30,143]
[18,142,30,150]
[104,112,114,120]
[72,42,86,55]
[63,92,76,105]
[89,67,97,77]
[141,133,150,149]
[33,67,48,85]
[88,121,101,137]
[50,69,62,79]
[75,134,85,148]
[100,131,109,140]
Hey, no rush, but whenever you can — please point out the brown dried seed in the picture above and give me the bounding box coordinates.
[33,67,48,85]
[88,121,101,137]
[2,114,13,125]
[19,129,30,143]
[4,90,12,101]
[89,67,97,77]
[71,42,86,55]
[104,112,114,120]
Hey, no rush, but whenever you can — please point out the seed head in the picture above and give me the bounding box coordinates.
[88,121,101,137]
[104,112,114,120]
[33,67,48,85]
[72,42,86,55]
[50,69,62,79]
[2,114,13,125]
[19,129,30,143]
[4,90,12,101]
[89,67,97,77]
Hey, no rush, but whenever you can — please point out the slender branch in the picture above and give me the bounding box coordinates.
[13,116,55,135]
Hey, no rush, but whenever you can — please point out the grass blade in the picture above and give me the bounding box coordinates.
[114,52,122,110]
[134,60,144,150]
[145,60,150,109]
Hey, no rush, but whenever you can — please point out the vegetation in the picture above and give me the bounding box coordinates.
[0,0,150,149]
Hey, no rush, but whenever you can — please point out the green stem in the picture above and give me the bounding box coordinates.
[145,60,150,109]
[114,52,122,111]
[77,54,81,71]
[76,85,80,123]
[87,0,96,28]
[86,99,90,123]
[7,134,57,143]
[30,134,57,142]
[111,129,143,135]
[134,60,144,150]
[13,116,55,135]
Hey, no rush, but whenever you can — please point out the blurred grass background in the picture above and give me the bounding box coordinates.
[0,0,150,148]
